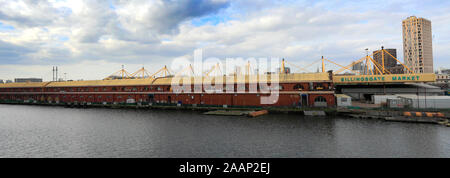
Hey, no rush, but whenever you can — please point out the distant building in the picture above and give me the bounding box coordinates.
[372,48,404,74]
[389,64,405,74]
[436,74,450,84]
[373,48,397,68]
[5,80,13,83]
[0,80,3,84]
[14,78,43,83]
[277,67,291,74]
[442,69,450,75]
[402,16,433,73]
[352,61,364,74]
[430,69,449,90]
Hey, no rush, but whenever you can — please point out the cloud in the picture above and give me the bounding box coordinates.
[0,40,35,64]
[0,0,64,28]
[0,0,449,81]
[143,0,230,34]
[111,0,230,43]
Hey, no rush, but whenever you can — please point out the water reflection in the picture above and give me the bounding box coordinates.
[0,104,448,158]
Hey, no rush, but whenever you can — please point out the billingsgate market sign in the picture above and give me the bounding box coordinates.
[333,74,436,83]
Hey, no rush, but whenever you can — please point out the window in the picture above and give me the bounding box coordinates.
[238,85,246,91]
[314,96,326,102]
[272,85,283,90]
[315,83,324,90]
[293,84,304,90]
[226,85,234,92]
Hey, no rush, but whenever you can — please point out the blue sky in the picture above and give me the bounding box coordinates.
[0,22,15,31]
[0,0,449,81]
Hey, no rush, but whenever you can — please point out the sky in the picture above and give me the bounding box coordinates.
[0,0,449,81]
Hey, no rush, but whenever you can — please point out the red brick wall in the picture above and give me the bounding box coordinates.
[308,94,335,107]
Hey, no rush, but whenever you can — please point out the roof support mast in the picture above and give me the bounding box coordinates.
[322,56,325,73]
[381,46,385,75]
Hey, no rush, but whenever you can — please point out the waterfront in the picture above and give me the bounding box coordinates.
[0,104,449,158]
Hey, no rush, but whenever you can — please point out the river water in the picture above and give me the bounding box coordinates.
[0,104,449,158]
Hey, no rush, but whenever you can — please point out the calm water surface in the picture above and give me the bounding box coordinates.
[0,104,449,158]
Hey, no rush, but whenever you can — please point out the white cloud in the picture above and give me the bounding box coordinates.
[0,0,449,81]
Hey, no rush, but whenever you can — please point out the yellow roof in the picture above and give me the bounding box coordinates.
[0,73,330,88]
[46,78,154,87]
[169,73,330,85]
[0,82,51,88]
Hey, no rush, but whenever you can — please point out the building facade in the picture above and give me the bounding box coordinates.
[0,73,336,108]
[388,64,405,74]
[14,78,43,83]
[436,74,450,84]
[402,16,433,73]
[442,69,450,75]
[352,61,365,75]
[372,48,404,74]
[373,48,397,69]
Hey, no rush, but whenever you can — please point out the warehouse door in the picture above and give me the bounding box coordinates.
[301,94,308,107]
[148,94,154,103]
[363,94,372,101]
